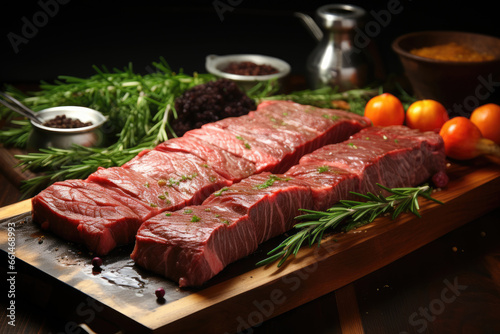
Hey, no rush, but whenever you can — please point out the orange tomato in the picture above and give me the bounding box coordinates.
[470,103,500,145]
[439,116,484,160]
[364,93,405,126]
[405,99,449,132]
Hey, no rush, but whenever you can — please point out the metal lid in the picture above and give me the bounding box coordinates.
[316,4,366,31]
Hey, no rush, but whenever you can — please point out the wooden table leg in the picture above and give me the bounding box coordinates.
[336,283,365,334]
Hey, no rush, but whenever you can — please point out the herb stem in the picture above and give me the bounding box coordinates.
[257,184,442,267]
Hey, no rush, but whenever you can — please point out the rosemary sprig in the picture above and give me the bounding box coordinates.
[256,184,443,267]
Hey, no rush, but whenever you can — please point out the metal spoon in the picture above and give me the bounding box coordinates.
[0,91,43,124]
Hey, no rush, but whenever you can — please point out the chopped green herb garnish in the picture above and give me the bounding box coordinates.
[317,166,330,173]
[168,178,180,187]
[158,194,166,200]
[144,182,150,188]
[255,175,291,189]
[222,220,230,226]
[347,143,358,149]
[167,173,198,187]
[191,215,201,222]
[322,114,339,121]
[236,135,251,149]
[165,212,172,216]
[180,173,198,181]
[150,203,158,207]
[214,187,230,196]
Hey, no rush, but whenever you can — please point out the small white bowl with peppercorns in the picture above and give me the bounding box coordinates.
[205,54,291,92]
[27,106,108,150]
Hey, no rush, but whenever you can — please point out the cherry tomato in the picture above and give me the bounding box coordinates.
[364,93,405,126]
[439,116,483,160]
[405,99,449,132]
[470,103,500,145]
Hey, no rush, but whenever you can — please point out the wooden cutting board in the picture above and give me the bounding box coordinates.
[1,158,499,334]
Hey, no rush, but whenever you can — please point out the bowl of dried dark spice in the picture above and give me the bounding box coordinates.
[205,54,291,91]
[27,106,108,150]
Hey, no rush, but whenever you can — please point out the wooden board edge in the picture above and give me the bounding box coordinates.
[0,198,31,220]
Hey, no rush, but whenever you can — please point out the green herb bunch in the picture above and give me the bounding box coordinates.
[257,184,442,267]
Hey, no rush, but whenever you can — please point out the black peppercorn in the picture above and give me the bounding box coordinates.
[43,114,93,128]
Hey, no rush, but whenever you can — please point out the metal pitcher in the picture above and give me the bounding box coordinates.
[295,4,373,91]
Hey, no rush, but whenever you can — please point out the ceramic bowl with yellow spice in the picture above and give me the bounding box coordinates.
[392,30,500,116]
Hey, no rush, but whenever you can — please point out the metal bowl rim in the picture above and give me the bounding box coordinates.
[205,54,291,82]
[30,106,108,133]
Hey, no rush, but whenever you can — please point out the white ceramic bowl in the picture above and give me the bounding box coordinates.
[205,54,291,91]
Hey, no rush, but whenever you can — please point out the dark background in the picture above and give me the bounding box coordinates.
[1,0,499,86]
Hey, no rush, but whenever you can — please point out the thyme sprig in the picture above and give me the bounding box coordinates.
[256,184,443,267]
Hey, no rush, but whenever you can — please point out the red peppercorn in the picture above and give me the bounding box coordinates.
[155,287,165,299]
[432,170,449,188]
[92,257,103,268]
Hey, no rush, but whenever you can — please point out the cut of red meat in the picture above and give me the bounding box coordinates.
[299,126,446,195]
[131,172,313,287]
[154,137,256,182]
[130,204,258,287]
[203,172,314,244]
[285,163,359,211]
[185,101,370,173]
[249,100,371,146]
[202,115,317,174]
[122,150,232,205]
[184,126,284,173]
[31,179,143,255]
[132,126,446,287]
[87,166,189,212]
